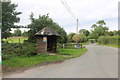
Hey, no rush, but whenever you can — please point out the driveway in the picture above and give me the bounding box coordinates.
[4,44,118,78]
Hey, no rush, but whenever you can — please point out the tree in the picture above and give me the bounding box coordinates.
[22,31,28,37]
[2,2,22,39]
[118,30,120,35]
[57,28,68,43]
[67,32,76,42]
[13,29,22,36]
[113,30,119,36]
[27,13,67,43]
[88,32,99,39]
[72,33,86,43]
[79,29,90,37]
[106,31,114,36]
[90,20,109,39]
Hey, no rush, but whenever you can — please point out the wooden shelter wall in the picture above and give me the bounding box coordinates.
[36,36,47,53]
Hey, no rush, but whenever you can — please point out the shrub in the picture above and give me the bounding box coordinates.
[57,43,63,48]
[98,36,119,45]
[72,34,87,43]
[89,39,97,43]
[98,36,110,44]
[2,43,37,60]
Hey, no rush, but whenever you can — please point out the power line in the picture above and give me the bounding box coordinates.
[63,0,76,19]
[61,0,76,19]
[61,0,79,34]
[61,0,73,18]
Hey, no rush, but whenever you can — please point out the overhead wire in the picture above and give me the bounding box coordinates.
[63,0,76,19]
[61,0,79,34]
[61,0,77,20]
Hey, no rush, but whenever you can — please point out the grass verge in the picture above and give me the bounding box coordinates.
[58,48,87,58]
[97,44,120,48]
[3,48,87,72]
[82,41,90,46]
[3,54,64,68]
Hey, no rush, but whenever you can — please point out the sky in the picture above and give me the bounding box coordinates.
[11,0,119,34]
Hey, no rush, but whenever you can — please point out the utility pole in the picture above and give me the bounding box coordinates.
[76,19,78,34]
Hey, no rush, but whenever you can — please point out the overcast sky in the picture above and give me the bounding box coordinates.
[11,0,119,33]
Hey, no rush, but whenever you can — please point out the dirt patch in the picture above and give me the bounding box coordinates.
[2,60,64,77]
[82,46,86,48]
[49,53,57,55]
[10,36,27,38]
[60,55,72,57]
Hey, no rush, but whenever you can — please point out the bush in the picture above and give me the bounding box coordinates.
[57,43,63,48]
[89,39,97,43]
[72,34,87,43]
[2,43,37,60]
[98,36,110,44]
[98,36,119,45]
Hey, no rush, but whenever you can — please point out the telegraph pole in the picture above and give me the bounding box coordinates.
[76,19,78,34]
[61,0,79,34]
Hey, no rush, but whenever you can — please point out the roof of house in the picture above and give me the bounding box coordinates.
[35,27,60,36]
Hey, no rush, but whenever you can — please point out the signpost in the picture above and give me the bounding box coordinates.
[76,44,80,49]
[43,37,47,42]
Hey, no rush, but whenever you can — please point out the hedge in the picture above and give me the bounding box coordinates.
[2,43,37,60]
[98,36,120,45]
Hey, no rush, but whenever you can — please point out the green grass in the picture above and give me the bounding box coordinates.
[58,48,87,58]
[98,44,120,48]
[3,54,65,68]
[82,41,90,46]
[3,48,87,68]
[2,37,28,43]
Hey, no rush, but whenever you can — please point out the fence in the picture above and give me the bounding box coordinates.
[62,43,82,49]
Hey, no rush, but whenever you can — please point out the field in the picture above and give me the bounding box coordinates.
[2,37,28,43]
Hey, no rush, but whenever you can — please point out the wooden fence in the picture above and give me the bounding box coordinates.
[62,43,82,49]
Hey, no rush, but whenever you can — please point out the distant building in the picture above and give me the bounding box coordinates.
[35,27,60,53]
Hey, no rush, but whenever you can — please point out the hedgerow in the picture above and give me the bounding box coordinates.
[98,36,119,45]
[2,43,37,60]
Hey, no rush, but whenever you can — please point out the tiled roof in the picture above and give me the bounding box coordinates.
[35,27,59,36]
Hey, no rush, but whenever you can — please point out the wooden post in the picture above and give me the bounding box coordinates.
[63,44,65,49]
[19,38,20,44]
[81,44,82,49]
[19,38,21,48]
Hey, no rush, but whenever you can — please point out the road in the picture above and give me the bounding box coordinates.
[4,44,118,78]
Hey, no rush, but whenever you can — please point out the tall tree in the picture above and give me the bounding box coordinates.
[13,29,22,36]
[90,20,109,39]
[27,13,67,43]
[67,32,76,42]
[106,31,114,36]
[79,29,90,37]
[2,2,21,39]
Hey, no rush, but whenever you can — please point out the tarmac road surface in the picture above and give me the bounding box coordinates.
[4,44,118,78]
